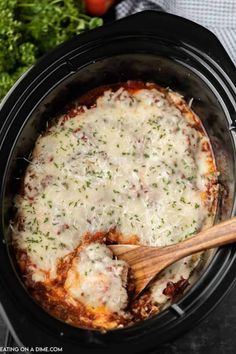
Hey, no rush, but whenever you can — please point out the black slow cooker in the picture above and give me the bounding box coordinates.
[0,11,236,353]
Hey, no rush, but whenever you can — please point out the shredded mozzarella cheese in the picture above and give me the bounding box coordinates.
[13,85,217,315]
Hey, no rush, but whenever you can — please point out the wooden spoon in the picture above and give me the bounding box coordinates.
[108,217,236,296]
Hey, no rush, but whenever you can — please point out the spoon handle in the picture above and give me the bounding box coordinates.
[109,217,236,296]
[167,216,236,263]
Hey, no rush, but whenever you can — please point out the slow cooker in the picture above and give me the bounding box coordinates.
[0,11,236,353]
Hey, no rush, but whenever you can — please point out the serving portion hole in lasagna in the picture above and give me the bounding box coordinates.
[12,81,219,330]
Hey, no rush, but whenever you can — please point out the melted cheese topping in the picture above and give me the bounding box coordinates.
[65,243,128,313]
[12,84,218,327]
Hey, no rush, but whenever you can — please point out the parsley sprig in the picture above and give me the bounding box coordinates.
[0,0,102,99]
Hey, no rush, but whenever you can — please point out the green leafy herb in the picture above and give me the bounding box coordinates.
[0,0,102,99]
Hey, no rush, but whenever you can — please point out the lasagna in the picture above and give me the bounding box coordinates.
[12,81,219,330]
